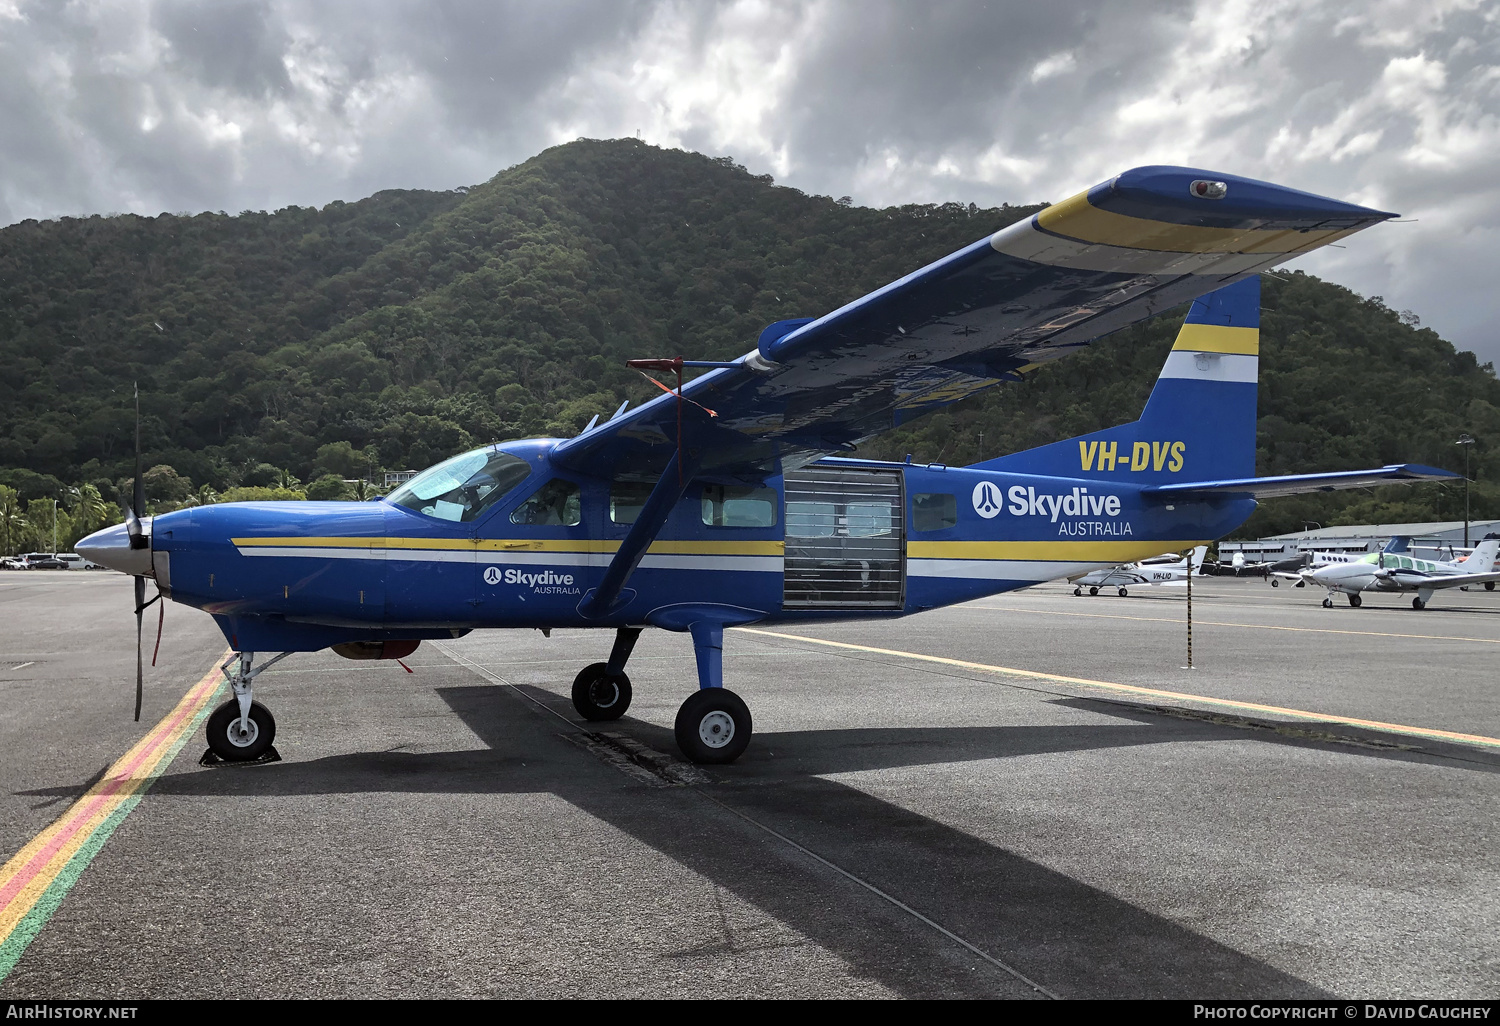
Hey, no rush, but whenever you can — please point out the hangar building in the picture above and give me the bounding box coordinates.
[1218,520,1500,564]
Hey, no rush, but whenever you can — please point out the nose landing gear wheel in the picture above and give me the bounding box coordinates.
[674,688,752,765]
[1322,597,1334,608]
[1348,594,1362,608]
[1271,579,1280,587]
[571,663,633,721]
[1118,587,1128,597]
[1073,586,1082,596]
[205,700,276,762]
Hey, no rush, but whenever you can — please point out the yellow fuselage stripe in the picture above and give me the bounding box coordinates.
[1037,190,1358,255]
[1171,324,1259,356]
[734,629,1500,750]
[232,537,785,556]
[908,540,1204,561]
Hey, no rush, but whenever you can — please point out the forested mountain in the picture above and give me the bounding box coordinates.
[1,137,1496,550]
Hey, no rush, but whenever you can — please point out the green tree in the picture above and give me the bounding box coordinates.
[306,474,355,501]
[0,485,22,556]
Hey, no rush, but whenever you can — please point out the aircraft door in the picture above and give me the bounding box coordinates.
[783,466,905,609]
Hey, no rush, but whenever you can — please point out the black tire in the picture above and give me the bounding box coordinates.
[1487,582,1495,592]
[1349,593,1362,608]
[1118,587,1128,597]
[1089,586,1098,596]
[674,688,752,765]
[206,699,276,762]
[1073,587,1082,596]
[1322,597,1333,608]
[571,662,632,721]
[1271,579,1280,587]
[1413,597,1426,610]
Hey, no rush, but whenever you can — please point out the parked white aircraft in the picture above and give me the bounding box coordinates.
[1304,534,1500,609]
[1072,546,1208,596]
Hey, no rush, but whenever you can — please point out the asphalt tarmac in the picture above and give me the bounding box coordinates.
[1,571,1497,999]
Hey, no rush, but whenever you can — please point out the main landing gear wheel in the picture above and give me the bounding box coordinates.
[1322,597,1334,608]
[571,663,633,721]
[1412,597,1427,610]
[1271,579,1280,587]
[1118,587,1129,597]
[1088,586,1099,596]
[1488,582,1496,592]
[674,688,752,765]
[1348,594,1362,608]
[205,700,276,762]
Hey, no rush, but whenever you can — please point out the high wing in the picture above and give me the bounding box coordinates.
[552,166,1393,483]
[1144,464,1460,500]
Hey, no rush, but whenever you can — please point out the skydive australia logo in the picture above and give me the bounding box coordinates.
[482,566,581,595]
[972,481,1133,537]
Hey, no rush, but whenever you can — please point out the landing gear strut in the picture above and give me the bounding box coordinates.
[673,621,752,764]
[205,651,288,762]
[571,627,639,721]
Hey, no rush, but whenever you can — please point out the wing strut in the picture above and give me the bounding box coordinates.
[579,450,695,618]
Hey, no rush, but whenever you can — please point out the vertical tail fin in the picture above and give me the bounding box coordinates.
[1468,534,1500,571]
[972,276,1260,483]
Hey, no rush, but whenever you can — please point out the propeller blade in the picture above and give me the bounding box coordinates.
[134,575,145,721]
[133,382,144,516]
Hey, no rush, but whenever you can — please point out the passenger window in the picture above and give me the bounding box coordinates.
[510,479,581,526]
[786,501,837,537]
[846,502,894,538]
[912,493,957,532]
[701,485,777,527]
[610,479,655,525]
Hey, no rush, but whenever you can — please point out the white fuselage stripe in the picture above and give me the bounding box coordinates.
[234,547,783,572]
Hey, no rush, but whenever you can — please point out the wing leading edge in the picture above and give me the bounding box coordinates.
[552,166,1394,483]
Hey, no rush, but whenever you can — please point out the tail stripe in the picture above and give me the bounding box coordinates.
[1171,323,1259,355]
[1158,351,1258,383]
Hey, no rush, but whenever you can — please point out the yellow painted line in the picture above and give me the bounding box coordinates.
[971,604,1500,647]
[734,628,1500,751]
[908,540,1204,561]
[0,656,228,978]
[1037,189,1358,254]
[1171,324,1259,356]
[232,537,782,556]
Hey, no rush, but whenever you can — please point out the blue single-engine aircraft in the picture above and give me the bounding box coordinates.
[79,166,1458,765]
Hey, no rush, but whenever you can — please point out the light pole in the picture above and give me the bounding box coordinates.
[1457,434,1475,547]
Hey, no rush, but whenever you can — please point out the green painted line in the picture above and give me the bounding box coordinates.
[0,684,222,984]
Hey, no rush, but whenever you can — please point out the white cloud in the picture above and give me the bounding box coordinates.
[2,0,1500,362]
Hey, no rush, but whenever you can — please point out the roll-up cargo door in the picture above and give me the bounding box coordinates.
[783,466,904,609]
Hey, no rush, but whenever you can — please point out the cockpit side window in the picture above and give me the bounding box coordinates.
[510,479,582,527]
[387,449,533,523]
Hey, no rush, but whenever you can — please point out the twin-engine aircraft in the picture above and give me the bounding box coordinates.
[1070,546,1208,596]
[1305,535,1500,609]
[80,166,1458,765]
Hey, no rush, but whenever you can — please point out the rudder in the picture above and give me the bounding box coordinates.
[973,276,1260,484]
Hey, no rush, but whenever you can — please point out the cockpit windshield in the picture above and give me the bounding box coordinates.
[386,448,533,523]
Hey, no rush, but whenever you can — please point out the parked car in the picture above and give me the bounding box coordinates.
[30,556,68,570]
[0,556,28,570]
[54,552,100,570]
[20,552,54,568]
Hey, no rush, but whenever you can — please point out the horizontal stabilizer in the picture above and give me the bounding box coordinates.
[1143,464,1460,500]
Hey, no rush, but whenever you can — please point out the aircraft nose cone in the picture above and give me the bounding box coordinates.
[77,522,153,577]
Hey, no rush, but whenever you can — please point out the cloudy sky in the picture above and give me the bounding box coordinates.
[3,0,1498,360]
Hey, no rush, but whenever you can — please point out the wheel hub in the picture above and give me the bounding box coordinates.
[698,710,736,749]
[587,678,620,709]
[225,715,259,748]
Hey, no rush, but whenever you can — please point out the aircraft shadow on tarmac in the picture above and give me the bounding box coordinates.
[15,682,1376,1000]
